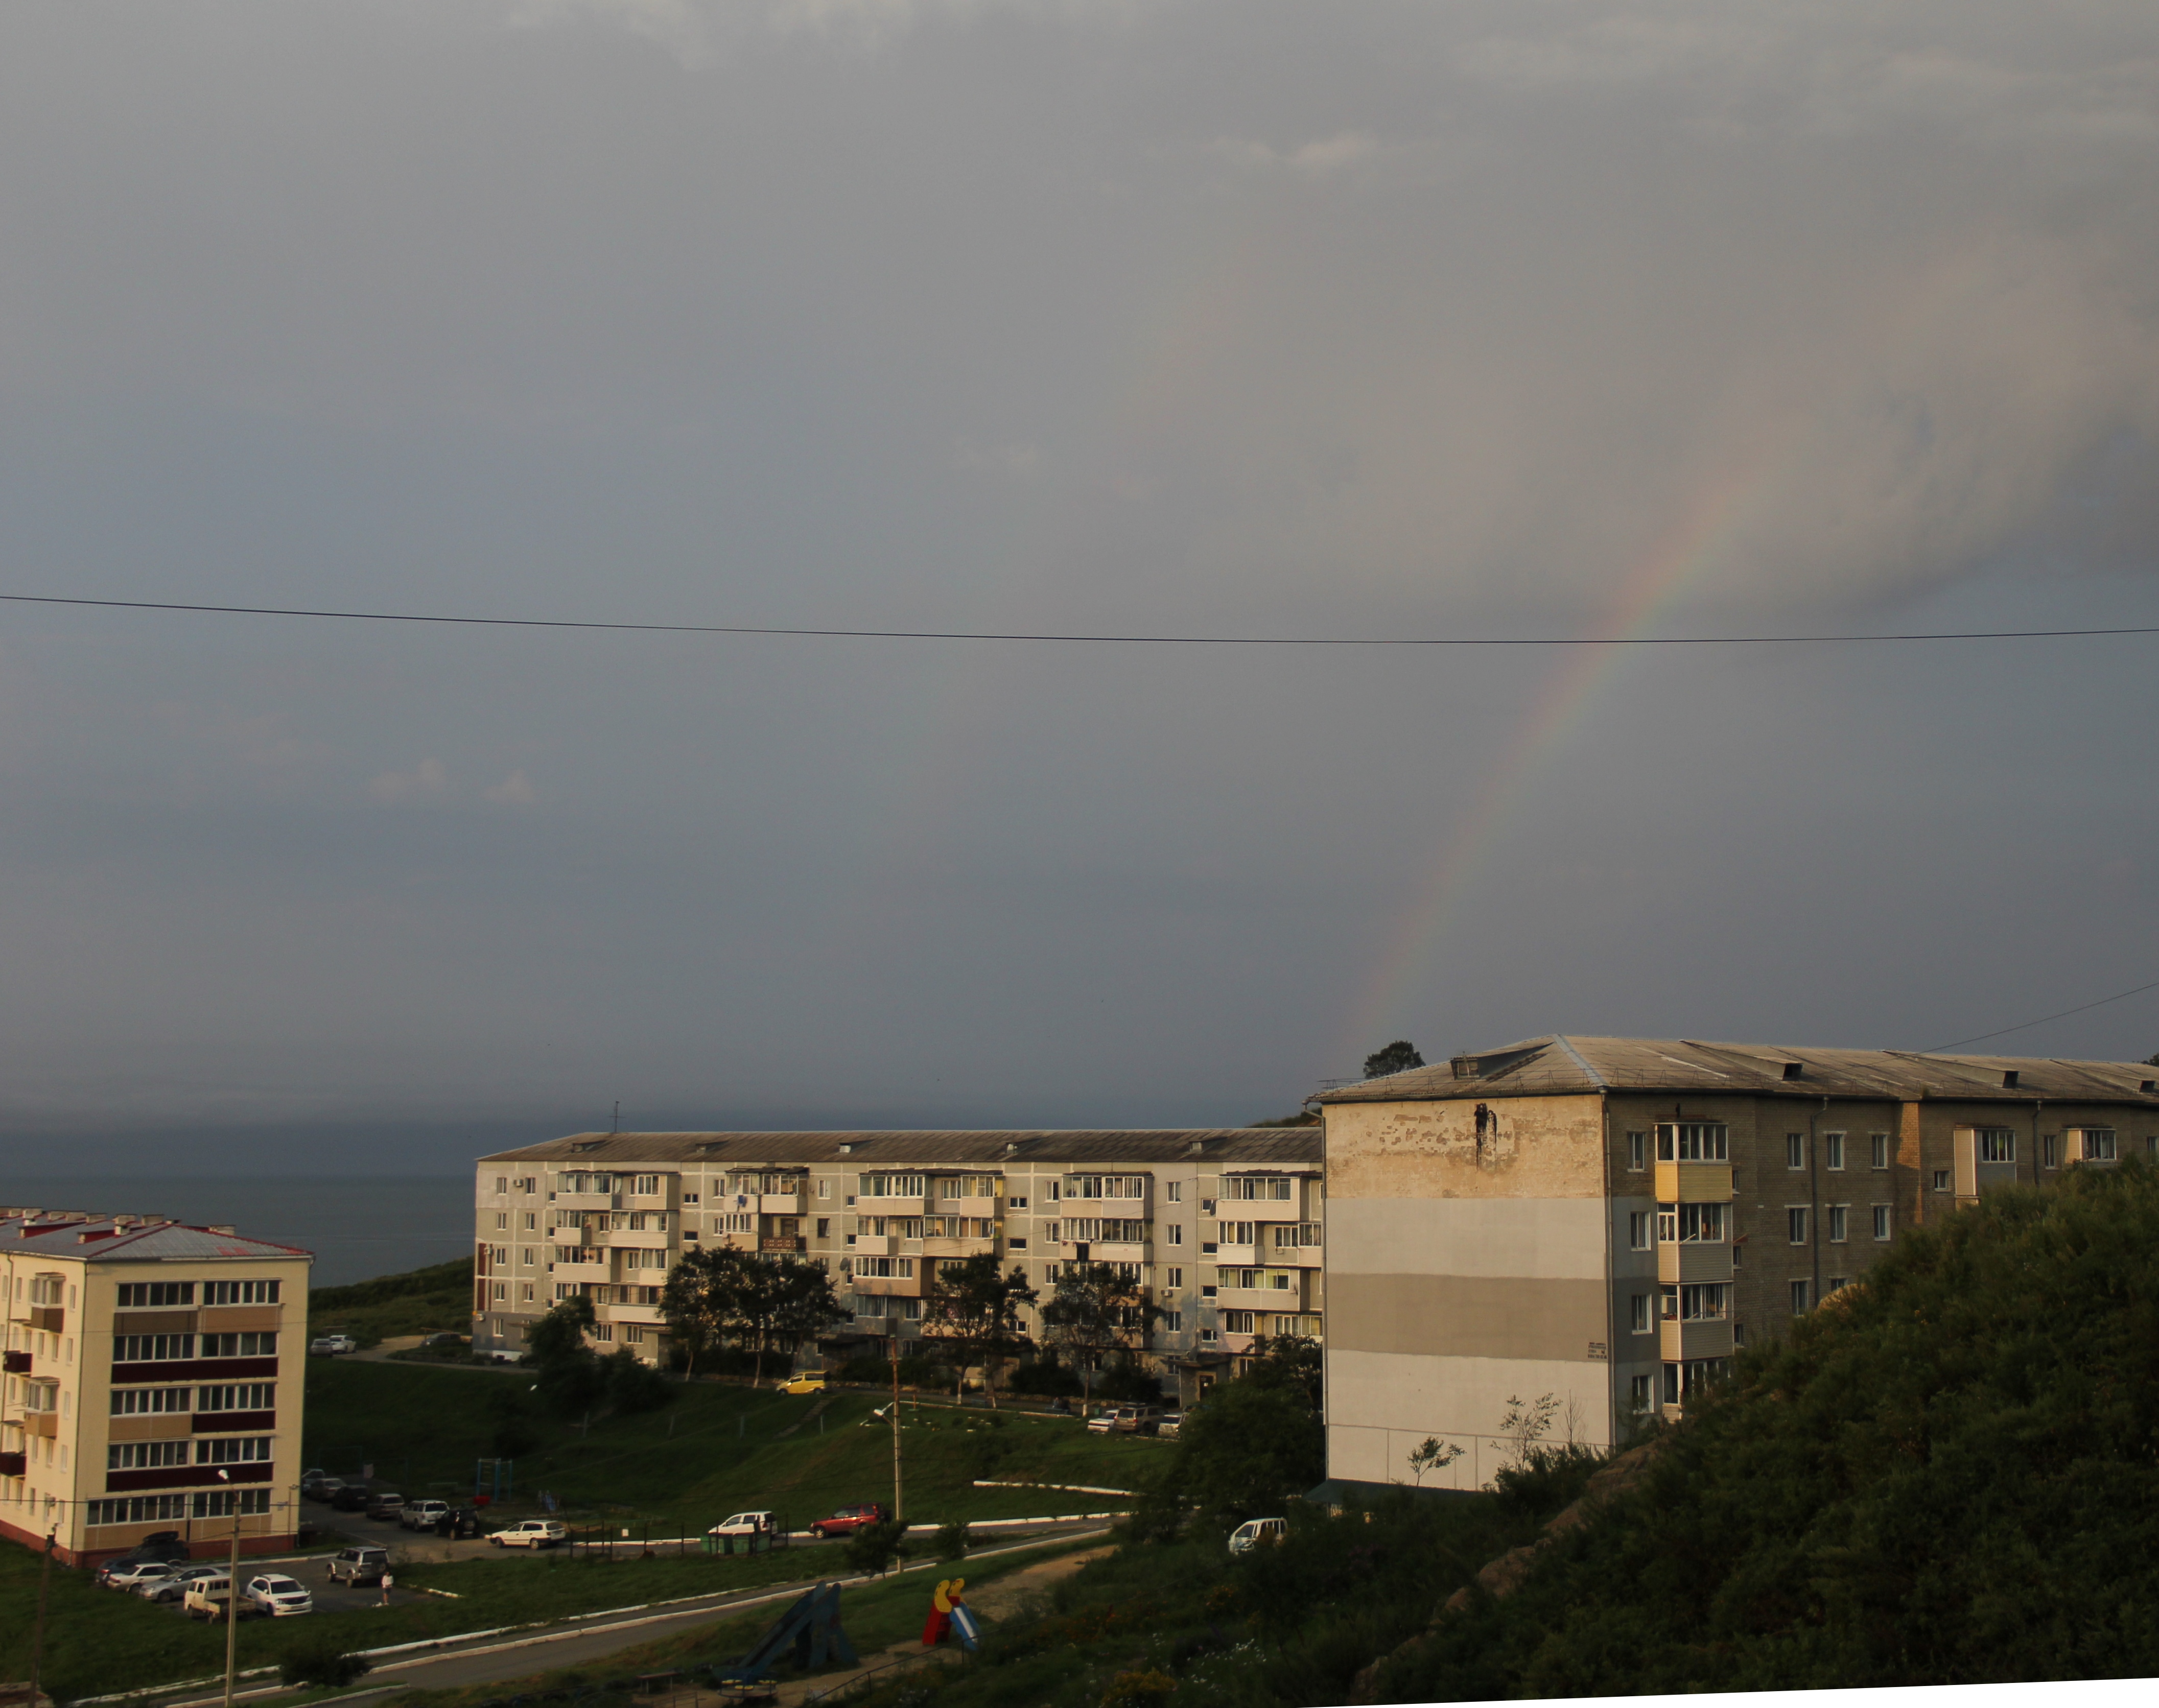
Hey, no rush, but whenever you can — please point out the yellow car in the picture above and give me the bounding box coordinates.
[778,1374,827,1394]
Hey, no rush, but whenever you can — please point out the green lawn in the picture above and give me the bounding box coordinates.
[303,1362,1171,1535]
[309,1260,474,1351]
[397,1535,1109,1708]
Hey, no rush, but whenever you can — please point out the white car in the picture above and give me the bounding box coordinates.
[402,1500,451,1530]
[244,1573,314,1617]
[1227,1517,1287,1554]
[309,1335,357,1356]
[488,1519,567,1549]
[707,1510,777,1538]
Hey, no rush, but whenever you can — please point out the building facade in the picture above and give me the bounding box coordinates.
[472,1129,1323,1393]
[1317,1036,2159,1493]
[0,1211,312,1565]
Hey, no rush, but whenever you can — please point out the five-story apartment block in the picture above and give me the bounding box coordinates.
[0,1211,311,1564]
[474,1130,1322,1395]
[1316,1036,2159,1496]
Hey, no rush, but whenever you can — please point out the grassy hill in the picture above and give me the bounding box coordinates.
[304,1359,1170,1533]
[309,1256,474,1348]
[816,1157,2159,1707]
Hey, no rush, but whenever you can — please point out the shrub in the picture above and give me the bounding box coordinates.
[1094,1357,1164,1405]
[1006,1359,1084,1397]
[1098,1668,1177,1708]
[933,1520,971,1561]
[278,1634,373,1689]
[844,1518,909,1576]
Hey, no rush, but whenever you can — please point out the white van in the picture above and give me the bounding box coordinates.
[183,1575,254,1622]
[1227,1517,1287,1554]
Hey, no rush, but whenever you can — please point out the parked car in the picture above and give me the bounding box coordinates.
[327,1546,391,1586]
[365,1491,407,1522]
[707,1510,779,1538]
[402,1499,450,1531]
[777,1374,826,1394]
[479,1349,526,1364]
[244,1573,314,1617]
[138,1564,222,1603]
[1227,1517,1288,1554]
[305,1477,346,1503]
[1088,1405,1163,1435]
[299,1466,327,1488]
[100,1559,178,1593]
[184,1576,256,1622]
[1156,1413,1184,1440]
[104,1530,192,1572]
[309,1334,357,1356]
[808,1504,888,1539]
[488,1519,567,1549]
[437,1506,485,1539]
[330,1484,374,1512]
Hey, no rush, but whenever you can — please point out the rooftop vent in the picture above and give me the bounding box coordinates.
[2143,1080,2156,1095]
[569,1140,605,1153]
[2002,1070,2021,1089]
[206,1224,237,1236]
[1781,1061,1804,1081]
[1450,1056,1481,1080]
[838,1143,855,1155]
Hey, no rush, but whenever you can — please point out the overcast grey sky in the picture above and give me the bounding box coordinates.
[1,1,2156,1169]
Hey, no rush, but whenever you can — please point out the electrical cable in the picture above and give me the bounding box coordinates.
[3,591,2158,647]
[1926,977,2159,1053]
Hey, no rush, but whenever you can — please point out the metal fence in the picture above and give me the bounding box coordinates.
[561,1523,791,1560]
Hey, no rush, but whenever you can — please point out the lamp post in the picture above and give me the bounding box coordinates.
[27,1522,56,1708]
[221,1474,242,1708]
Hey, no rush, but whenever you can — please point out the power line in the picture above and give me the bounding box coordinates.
[1927,977,2159,1053]
[3,591,2158,648]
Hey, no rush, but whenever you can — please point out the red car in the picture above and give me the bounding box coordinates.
[809,1503,889,1538]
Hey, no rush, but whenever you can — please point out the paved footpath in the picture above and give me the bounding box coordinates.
[159,1527,1113,1708]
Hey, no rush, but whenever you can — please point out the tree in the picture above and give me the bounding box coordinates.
[1250,1109,1320,1128]
[658,1246,740,1375]
[1406,1436,1463,1488]
[1170,1377,1324,1520]
[1242,1334,1323,1411]
[526,1295,608,1417]
[920,1255,1038,1408]
[1364,1040,1425,1079]
[1038,1263,1162,1409]
[660,1246,848,1382]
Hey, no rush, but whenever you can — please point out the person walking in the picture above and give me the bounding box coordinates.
[380,1570,394,1607]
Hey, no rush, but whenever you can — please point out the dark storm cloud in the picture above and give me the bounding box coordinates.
[0,1,2153,1159]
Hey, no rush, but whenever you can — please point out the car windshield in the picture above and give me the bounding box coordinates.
[263,1578,300,1592]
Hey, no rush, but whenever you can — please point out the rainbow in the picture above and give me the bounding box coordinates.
[1339,429,1804,1060]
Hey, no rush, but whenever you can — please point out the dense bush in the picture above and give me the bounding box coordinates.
[1006,1359,1084,1397]
[1372,1157,2159,1698]
[277,1633,373,1689]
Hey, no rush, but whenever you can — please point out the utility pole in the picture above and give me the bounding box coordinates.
[890,1344,903,1525]
[27,1524,55,1708]
[222,1507,242,1708]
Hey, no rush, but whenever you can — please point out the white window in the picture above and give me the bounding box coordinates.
[115,1334,195,1362]
[108,1440,190,1470]
[1627,1132,1646,1170]
[1628,1211,1652,1251]
[1166,1181,1182,1203]
[1630,1294,1650,1333]
[2074,1129,2118,1163]
[1824,1133,1844,1171]
[1826,1206,1847,1243]
[195,1436,272,1465]
[1677,1204,1726,1243]
[1786,1134,1805,1170]
[1873,1204,1892,1241]
[1656,1123,1728,1162]
[1679,1283,1728,1320]
[1655,1205,1677,1244]
[495,1177,508,1193]
[1872,1133,1889,1170]
[1788,1207,1809,1245]
[496,1212,508,1229]
[1223,1176,1294,1201]
[1162,1311,1182,1332]
[1165,1268,1183,1290]
[2042,1135,2059,1170]
[1979,1129,2015,1164]
[116,1282,195,1309]
[1660,1285,1677,1320]
[634,1175,661,1195]
[1934,1168,1953,1191]
[1168,1225,1183,1246]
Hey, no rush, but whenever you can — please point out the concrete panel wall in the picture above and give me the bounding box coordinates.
[1328,1350,1614,1488]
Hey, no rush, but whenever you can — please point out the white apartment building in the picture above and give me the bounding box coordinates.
[472,1129,1322,1396]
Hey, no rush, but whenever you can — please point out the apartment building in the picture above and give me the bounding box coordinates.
[1317,1036,2159,1495]
[0,1211,312,1565]
[472,1129,1323,1396]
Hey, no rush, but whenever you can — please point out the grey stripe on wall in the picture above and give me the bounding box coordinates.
[1327,1272,1610,1363]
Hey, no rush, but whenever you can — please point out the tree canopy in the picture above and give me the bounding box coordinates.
[1038,1262,1161,1405]
[659,1245,848,1381]
[920,1253,1038,1407]
[1363,1039,1425,1079]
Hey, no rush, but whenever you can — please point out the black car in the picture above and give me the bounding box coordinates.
[437,1506,484,1539]
[331,1485,374,1512]
[125,1530,191,1565]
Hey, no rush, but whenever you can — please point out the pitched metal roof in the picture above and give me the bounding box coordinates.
[479,1128,1320,1168]
[0,1214,311,1263]
[1314,1035,2159,1107]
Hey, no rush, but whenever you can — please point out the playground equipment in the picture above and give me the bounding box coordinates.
[710,1581,857,1701]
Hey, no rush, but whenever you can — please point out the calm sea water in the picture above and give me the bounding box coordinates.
[0,1175,472,1287]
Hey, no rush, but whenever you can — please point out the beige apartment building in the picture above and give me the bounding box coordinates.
[1317,1036,2159,1494]
[0,1211,312,1565]
[472,1129,1323,1395]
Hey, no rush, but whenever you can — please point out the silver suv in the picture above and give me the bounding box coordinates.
[326,1546,390,1586]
